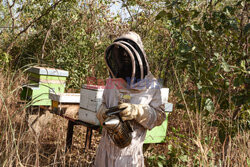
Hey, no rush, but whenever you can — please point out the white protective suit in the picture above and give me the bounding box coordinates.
[93,32,166,167]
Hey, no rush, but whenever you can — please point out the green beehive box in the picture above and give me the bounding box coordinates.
[21,67,69,106]
[144,113,169,144]
[144,100,173,143]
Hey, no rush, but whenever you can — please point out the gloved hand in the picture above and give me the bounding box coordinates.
[96,104,108,125]
[118,103,150,123]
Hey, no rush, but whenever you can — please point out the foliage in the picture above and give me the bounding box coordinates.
[124,0,249,166]
[0,0,129,89]
[0,0,249,166]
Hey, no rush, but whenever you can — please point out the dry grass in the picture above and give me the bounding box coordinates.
[0,71,101,167]
[0,70,249,167]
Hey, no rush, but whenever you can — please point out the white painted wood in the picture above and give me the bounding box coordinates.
[78,85,104,124]
[49,93,80,103]
[165,103,173,112]
[28,66,69,76]
[78,108,100,125]
[79,87,104,111]
[160,88,169,103]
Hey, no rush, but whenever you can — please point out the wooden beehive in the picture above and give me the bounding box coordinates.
[20,66,69,106]
[144,88,173,143]
[78,85,104,125]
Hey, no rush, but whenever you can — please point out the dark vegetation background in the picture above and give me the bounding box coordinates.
[0,0,249,166]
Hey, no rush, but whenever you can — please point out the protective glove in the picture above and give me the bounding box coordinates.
[118,103,150,123]
[96,104,108,125]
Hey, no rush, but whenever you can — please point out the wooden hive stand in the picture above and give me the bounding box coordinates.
[49,92,100,152]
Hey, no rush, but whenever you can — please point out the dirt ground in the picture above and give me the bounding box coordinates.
[24,106,174,167]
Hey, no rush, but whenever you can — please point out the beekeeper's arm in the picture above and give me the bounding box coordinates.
[118,88,166,130]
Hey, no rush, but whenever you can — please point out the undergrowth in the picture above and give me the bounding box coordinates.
[0,69,248,167]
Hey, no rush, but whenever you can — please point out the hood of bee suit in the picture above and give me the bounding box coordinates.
[104,32,150,86]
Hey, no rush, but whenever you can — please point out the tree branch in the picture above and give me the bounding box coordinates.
[214,0,222,7]
[6,0,64,54]
[41,25,52,60]
[172,63,195,132]
[7,0,16,32]
[121,0,134,22]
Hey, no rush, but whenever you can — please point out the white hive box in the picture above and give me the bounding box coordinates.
[160,88,173,112]
[160,88,169,103]
[79,85,104,125]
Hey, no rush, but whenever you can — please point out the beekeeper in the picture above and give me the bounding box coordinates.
[93,32,166,167]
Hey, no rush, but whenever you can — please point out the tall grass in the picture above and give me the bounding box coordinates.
[0,70,101,166]
[0,68,248,166]
[144,68,249,167]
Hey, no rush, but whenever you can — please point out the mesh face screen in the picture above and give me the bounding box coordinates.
[114,38,148,78]
[106,45,119,77]
[119,42,141,80]
[106,45,133,80]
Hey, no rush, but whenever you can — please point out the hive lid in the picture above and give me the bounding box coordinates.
[49,92,80,103]
[28,66,69,77]
[81,84,105,90]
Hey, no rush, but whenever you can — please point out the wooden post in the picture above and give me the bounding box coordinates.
[65,120,75,152]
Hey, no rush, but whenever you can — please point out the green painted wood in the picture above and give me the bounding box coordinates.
[21,83,66,106]
[29,73,67,81]
[144,113,169,144]
[21,67,68,106]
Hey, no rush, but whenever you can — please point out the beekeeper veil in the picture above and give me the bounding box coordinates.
[105,32,149,85]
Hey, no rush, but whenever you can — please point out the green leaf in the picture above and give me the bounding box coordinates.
[155,10,168,20]
[221,61,230,72]
[191,10,199,19]
[197,81,202,90]
[240,60,246,70]
[191,24,200,31]
[158,155,166,160]
[214,52,220,58]
[204,98,215,113]
[157,161,163,167]
[179,155,188,162]
[168,144,173,152]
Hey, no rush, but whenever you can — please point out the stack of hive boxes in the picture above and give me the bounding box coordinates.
[21,66,69,106]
